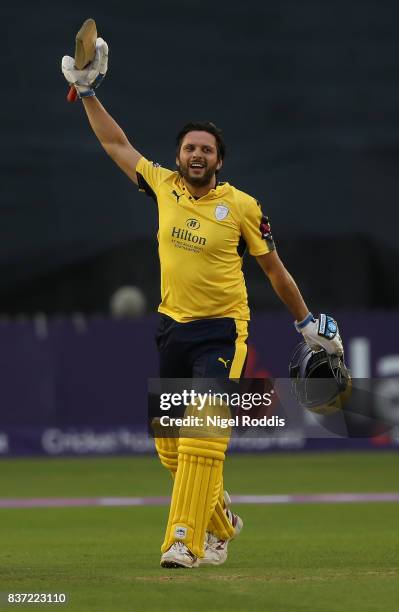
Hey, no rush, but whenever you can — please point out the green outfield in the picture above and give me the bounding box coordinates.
[0,452,398,611]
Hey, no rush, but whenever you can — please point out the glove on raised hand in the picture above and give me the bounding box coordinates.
[62,38,108,98]
[295,313,344,356]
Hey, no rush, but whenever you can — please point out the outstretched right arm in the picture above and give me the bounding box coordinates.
[62,38,142,185]
[82,97,142,185]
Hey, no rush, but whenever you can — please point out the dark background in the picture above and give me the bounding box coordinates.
[2,1,399,315]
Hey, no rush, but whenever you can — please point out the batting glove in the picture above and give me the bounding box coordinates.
[295,313,344,356]
[61,38,108,98]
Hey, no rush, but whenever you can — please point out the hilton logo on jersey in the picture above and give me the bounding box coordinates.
[171,227,206,246]
[186,218,200,230]
[171,218,206,252]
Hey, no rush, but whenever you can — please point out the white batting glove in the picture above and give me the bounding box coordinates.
[61,38,109,98]
[295,313,344,356]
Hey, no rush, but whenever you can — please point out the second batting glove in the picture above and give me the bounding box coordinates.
[295,313,344,356]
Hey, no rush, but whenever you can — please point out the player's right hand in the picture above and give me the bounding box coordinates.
[295,313,344,356]
[62,38,109,98]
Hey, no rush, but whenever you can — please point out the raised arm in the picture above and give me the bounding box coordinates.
[82,97,142,185]
[62,37,142,185]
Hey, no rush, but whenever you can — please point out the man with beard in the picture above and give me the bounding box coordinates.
[62,39,343,569]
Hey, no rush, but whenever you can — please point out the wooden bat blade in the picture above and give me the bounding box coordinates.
[67,18,97,103]
[74,18,97,69]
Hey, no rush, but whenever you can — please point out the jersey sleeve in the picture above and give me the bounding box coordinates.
[135,157,173,200]
[241,197,276,256]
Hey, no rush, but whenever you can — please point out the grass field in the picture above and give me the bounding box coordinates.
[0,452,398,611]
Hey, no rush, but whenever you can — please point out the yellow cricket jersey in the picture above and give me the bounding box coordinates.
[135,157,275,323]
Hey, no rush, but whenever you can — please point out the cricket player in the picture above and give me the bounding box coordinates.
[62,39,344,568]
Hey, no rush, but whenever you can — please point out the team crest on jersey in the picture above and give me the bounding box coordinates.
[215,204,229,220]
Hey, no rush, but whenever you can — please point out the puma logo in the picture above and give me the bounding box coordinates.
[218,357,231,369]
[172,190,183,203]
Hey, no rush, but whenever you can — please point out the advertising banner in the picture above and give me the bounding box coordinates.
[0,313,398,456]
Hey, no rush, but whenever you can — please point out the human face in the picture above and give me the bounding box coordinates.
[176,131,223,188]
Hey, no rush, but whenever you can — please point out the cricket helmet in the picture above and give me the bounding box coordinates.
[289,341,351,415]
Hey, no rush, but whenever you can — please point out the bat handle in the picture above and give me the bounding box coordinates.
[67,85,78,103]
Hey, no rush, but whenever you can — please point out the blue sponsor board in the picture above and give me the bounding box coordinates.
[0,428,153,457]
[0,313,398,456]
[1,428,397,457]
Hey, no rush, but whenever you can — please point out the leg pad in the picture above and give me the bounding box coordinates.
[161,436,229,558]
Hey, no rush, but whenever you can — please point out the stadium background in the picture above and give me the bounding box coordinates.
[2,0,399,313]
[1,2,398,611]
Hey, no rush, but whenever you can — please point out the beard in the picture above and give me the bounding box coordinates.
[177,159,218,188]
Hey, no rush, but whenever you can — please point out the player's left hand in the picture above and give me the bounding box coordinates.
[61,38,109,98]
[295,313,344,356]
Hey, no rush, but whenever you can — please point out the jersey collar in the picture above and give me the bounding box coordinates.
[177,175,229,201]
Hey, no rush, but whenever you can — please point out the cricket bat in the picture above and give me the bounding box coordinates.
[67,18,97,103]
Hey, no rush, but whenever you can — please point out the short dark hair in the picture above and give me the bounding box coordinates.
[176,122,226,160]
